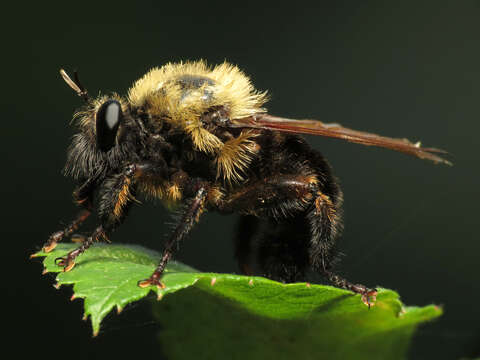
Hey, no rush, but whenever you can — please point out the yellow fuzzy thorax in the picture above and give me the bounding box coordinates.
[128,61,268,154]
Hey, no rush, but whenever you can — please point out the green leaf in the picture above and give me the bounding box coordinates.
[35,243,441,358]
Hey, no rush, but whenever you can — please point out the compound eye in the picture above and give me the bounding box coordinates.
[96,100,123,152]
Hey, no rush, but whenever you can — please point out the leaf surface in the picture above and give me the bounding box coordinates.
[35,243,441,359]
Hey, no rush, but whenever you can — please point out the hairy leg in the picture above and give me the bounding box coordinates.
[216,174,316,281]
[53,163,155,272]
[138,185,208,289]
[307,192,377,306]
[217,174,318,217]
[218,174,377,306]
[55,226,106,271]
[42,209,92,253]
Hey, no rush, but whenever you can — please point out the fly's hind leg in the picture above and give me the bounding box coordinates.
[308,191,377,307]
[216,174,319,282]
[217,173,377,306]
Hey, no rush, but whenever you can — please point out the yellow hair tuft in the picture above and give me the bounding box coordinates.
[127,61,268,154]
[216,130,260,183]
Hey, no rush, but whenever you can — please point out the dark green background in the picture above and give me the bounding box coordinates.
[7,1,479,359]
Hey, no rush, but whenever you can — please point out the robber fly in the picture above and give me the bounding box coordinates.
[37,61,450,307]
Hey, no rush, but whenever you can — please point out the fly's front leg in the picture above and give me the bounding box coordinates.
[42,210,91,253]
[53,162,168,272]
[54,164,141,272]
[138,185,208,289]
[54,226,106,272]
[40,178,95,253]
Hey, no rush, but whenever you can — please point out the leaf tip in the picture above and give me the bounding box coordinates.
[53,282,61,290]
[70,294,76,301]
[157,292,164,301]
[116,305,123,314]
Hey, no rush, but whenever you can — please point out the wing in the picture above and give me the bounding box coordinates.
[230,114,451,165]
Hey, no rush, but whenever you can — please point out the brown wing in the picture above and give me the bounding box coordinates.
[230,114,451,165]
